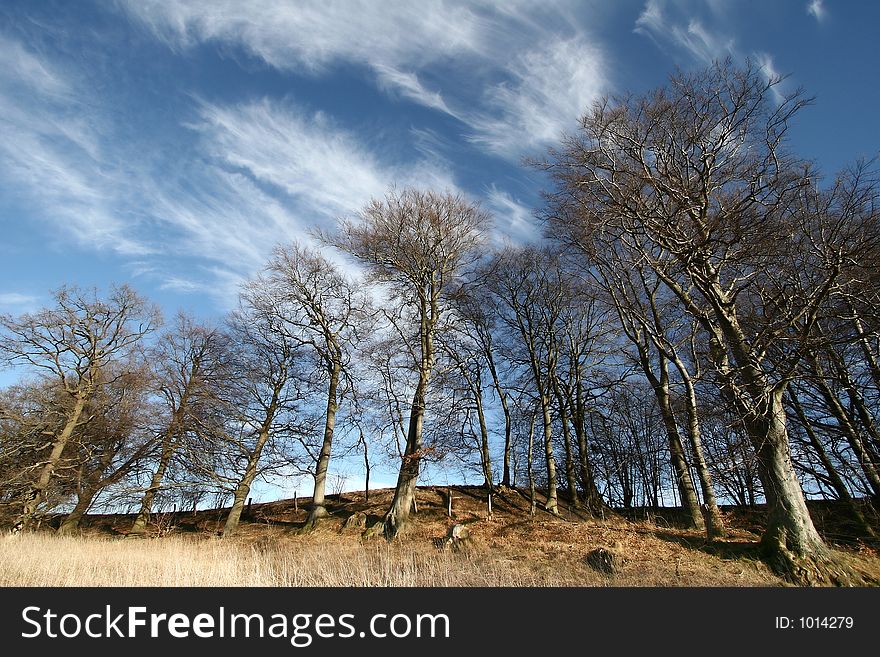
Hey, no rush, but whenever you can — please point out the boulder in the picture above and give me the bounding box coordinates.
[443,523,472,552]
[343,511,368,530]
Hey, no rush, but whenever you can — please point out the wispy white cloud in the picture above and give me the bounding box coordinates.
[193,97,458,210]
[807,0,826,23]
[129,98,458,301]
[467,38,604,157]
[0,35,149,256]
[373,65,457,118]
[118,0,607,160]
[194,99,390,216]
[0,292,40,312]
[0,28,465,307]
[753,52,787,105]
[485,185,540,244]
[635,1,734,64]
[119,1,484,79]
[3,3,609,311]
[634,0,793,107]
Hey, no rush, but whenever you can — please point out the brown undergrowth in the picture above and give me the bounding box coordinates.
[2,486,877,587]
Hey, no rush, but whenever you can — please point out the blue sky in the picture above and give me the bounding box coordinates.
[1,0,877,323]
[1,1,878,494]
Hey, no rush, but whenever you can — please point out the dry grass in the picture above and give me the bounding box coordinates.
[0,523,778,587]
[2,486,877,587]
[0,531,579,587]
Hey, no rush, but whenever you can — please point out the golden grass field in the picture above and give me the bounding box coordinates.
[2,486,878,587]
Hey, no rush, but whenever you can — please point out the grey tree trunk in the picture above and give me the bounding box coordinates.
[709,306,857,583]
[538,385,560,515]
[751,391,856,583]
[305,362,342,528]
[572,379,609,516]
[383,374,427,539]
[361,430,370,503]
[130,436,175,534]
[57,486,98,534]
[486,355,512,488]
[670,353,725,538]
[638,346,704,530]
[453,357,494,490]
[552,377,580,508]
[222,425,273,537]
[383,287,438,539]
[19,394,87,529]
[473,381,494,489]
[527,411,537,517]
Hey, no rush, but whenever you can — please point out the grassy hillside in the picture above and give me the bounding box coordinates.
[2,486,878,586]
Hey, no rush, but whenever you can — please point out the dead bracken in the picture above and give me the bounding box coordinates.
[2,486,877,587]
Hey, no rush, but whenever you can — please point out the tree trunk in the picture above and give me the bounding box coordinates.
[639,346,704,530]
[751,391,860,584]
[537,386,560,515]
[702,293,858,583]
[457,360,494,490]
[552,377,580,508]
[19,394,87,529]
[361,431,370,503]
[57,485,99,534]
[671,354,725,538]
[383,373,428,539]
[572,380,609,516]
[305,362,341,528]
[486,355,512,488]
[130,435,175,534]
[222,425,274,537]
[527,411,537,517]
[473,380,494,490]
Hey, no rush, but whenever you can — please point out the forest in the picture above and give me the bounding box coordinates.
[1,61,878,586]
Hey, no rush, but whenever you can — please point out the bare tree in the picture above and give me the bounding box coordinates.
[439,329,495,489]
[130,312,226,534]
[326,188,489,538]
[262,242,368,528]
[484,246,565,515]
[544,60,875,583]
[57,364,155,533]
[553,280,614,516]
[594,255,722,535]
[1,381,79,519]
[452,291,515,487]
[217,291,308,538]
[0,285,160,530]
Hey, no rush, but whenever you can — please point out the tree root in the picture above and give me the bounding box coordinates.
[763,544,876,587]
[298,505,329,534]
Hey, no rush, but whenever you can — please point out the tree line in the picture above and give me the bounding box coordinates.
[1,61,877,585]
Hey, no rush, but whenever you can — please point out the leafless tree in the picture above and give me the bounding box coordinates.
[217,290,309,538]
[484,246,566,515]
[451,290,515,487]
[262,241,370,528]
[543,59,875,583]
[0,285,160,530]
[130,312,226,534]
[57,364,155,533]
[326,188,489,538]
